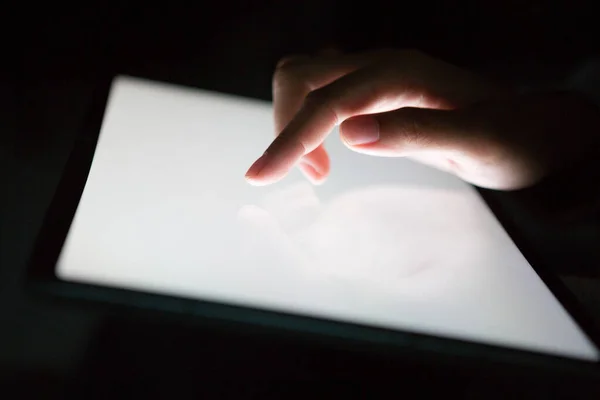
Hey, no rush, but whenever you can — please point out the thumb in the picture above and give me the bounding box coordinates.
[339,107,473,157]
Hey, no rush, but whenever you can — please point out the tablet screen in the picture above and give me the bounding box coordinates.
[56,76,599,362]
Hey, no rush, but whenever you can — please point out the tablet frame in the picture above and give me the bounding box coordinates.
[25,71,600,379]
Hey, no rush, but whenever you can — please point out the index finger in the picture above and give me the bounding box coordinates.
[272,52,394,184]
[245,91,340,186]
[246,62,408,185]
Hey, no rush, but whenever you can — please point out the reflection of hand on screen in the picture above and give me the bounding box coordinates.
[236,203,303,270]
[260,182,322,234]
[239,183,480,299]
[293,186,457,294]
[237,182,323,271]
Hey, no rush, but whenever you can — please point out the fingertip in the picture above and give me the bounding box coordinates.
[298,162,328,185]
[312,175,327,185]
[244,176,271,186]
[245,152,270,179]
[298,146,329,185]
[244,161,290,187]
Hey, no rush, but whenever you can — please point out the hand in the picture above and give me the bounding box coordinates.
[245,49,600,190]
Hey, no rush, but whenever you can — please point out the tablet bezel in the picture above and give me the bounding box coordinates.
[26,71,600,378]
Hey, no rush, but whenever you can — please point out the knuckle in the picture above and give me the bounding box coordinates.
[406,112,424,142]
[273,63,300,85]
[276,55,298,68]
[272,56,311,89]
[392,108,427,145]
[276,54,308,68]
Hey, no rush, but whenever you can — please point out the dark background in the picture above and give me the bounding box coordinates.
[4,1,600,397]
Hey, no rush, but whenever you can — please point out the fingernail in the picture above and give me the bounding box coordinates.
[341,116,380,146]
[245,151,270,179]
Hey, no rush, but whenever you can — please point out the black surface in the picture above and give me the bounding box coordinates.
[5,1,600,396]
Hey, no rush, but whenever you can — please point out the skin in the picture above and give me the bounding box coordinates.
[245,49,600,190]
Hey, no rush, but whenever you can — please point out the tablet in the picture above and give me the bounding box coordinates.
[28,75,600,374]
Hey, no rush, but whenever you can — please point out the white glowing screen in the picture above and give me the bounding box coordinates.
[57,76,599,361]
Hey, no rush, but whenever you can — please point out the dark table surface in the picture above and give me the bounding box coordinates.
[4,2,600,397]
